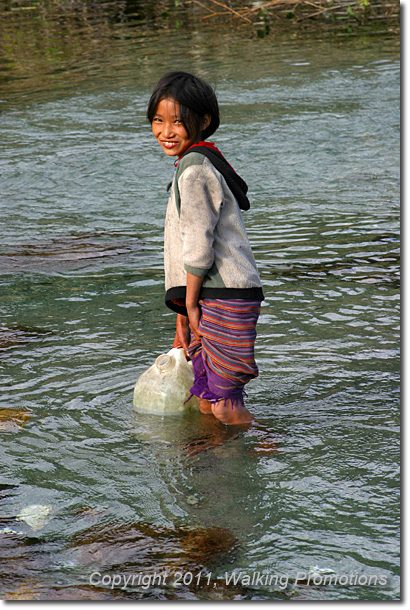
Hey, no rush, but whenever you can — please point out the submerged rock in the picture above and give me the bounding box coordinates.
[0,325,51,350]
[68,519,238,573]
[2,581,43,601]
[0,409,32,432]
[0,233,143,273]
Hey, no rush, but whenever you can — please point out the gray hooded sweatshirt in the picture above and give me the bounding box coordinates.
[164,151,264,315]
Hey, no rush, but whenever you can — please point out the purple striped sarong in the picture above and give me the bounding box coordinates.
[187,299,261,407]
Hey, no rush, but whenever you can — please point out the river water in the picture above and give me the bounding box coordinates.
[0,5,400,601]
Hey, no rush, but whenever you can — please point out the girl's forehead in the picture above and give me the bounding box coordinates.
[155,97,180,116]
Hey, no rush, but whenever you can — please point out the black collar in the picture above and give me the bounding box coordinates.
[179,145,250,211]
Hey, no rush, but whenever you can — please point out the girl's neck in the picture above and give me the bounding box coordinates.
[190,140,216,149]
[178,140,217,159]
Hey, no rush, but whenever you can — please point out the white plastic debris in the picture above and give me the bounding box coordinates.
[17,504,53,531]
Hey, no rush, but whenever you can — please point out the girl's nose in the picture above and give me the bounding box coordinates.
[163,122,174,137]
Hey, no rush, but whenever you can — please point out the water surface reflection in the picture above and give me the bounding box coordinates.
[0,9,399,601]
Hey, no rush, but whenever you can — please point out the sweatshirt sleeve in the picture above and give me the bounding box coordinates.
[178,160,223,277]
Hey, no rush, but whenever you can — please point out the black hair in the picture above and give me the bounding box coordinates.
[147,71,220,141]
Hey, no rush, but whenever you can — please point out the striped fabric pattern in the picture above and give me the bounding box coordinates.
[188,298,261,403]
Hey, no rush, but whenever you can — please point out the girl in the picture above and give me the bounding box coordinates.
[147,71,264,425]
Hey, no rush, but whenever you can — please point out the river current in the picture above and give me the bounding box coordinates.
[0,8,400,601]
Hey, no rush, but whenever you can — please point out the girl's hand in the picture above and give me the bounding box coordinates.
[173,313,190,358]
[187,304,202,343]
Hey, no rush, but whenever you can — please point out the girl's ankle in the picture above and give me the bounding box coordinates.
[198,398,213,414]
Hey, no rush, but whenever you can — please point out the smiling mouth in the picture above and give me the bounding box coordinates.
[161,141,178,148]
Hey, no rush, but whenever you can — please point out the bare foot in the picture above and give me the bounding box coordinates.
[211,398,254,426]
[198,398,213,414]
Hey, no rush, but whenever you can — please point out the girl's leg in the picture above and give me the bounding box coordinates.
[211,398,254,425]
[188,299,261,424]
[198,398,213,414]
[187,336,218,415]
[195,299,260,425]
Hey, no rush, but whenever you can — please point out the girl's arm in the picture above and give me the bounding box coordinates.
[186,272,203,342]
[173,313,190,356]
[172,272,203,356]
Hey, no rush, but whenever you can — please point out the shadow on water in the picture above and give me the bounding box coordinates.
[132,406,284,460]
[178,417,283,458]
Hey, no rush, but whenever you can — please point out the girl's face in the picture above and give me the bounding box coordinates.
[151,98,194,157]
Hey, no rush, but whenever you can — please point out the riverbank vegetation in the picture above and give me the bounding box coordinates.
[0,0,399,94]
[178,0,399,36]
[0,0,400,37]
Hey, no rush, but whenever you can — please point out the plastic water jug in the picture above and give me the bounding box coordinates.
[133,348,198,415]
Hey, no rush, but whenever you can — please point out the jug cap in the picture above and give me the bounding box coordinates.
[155,353,174,372]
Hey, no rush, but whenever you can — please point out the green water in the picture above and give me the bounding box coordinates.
[0,5,400,601]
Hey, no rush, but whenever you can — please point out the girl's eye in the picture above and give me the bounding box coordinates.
[153,118,162,123]
[175,119,182,124]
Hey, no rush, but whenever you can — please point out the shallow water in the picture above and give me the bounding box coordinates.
[0,6,400,601]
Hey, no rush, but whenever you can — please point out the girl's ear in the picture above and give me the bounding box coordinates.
[202,114,211,130]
